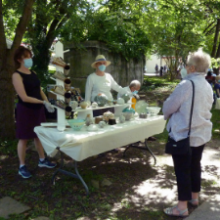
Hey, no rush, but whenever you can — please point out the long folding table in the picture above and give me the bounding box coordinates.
[34,115,166,195]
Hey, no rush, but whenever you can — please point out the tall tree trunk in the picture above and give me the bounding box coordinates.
[32,40,52,86]
[0,0,34,139]
[211,19,220,57]
[215,40,220,58]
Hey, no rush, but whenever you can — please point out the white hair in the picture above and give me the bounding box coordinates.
[130,80,141,88]
[187,49,211,74]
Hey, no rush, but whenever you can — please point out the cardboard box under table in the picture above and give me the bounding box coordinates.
[34,115,166,195]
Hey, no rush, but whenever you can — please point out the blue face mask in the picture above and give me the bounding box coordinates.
[98,64,106,72]
[218,80,220,83]
[24,58,33,68]
[132,90,138,95]
[180,68,187,78]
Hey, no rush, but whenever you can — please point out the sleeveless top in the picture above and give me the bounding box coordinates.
[15,70,43,109]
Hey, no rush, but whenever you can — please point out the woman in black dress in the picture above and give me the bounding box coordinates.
[12,46,56,178]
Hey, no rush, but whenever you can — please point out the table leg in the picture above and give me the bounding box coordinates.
[123,145,131,157]
[51,149,89,195]
[144,139,157,165]
[74,162,89,195]
[123,140,157,165]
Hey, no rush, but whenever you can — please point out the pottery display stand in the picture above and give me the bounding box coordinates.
[50,75,66,131]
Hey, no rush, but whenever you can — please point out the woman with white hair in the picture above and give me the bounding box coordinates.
[163,50,213,217]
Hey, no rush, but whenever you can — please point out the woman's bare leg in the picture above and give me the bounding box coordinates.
[17,139,28,165]
[34,138,45,159]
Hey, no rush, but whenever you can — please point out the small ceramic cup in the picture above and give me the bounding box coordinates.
[64,92,71,104]
[99,121,106,128]
[80,101,87,109]
[64,78,71,91]
[64,65,70,76]
[95,116,103,124]
[92,102,98,108]
[65,106,72,117]
[108,118,116,125]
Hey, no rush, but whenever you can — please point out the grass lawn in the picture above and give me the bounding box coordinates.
[0,76,220,220]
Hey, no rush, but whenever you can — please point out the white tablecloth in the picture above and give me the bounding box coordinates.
[34,116,166,161]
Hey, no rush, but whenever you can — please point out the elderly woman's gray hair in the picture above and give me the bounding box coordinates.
[130,80,141,88]
[187,49,211,73]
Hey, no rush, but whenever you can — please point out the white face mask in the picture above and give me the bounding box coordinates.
[181,68,188,78]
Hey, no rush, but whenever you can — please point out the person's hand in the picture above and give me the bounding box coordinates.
[44,101,55,113]
[133,94,140,99]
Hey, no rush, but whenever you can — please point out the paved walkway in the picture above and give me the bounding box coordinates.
[185,194,220,220]
[144,72,159,76]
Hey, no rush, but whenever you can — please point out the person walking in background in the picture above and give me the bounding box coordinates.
[214,75,220,98]
[163,65,167,74]
[155,64,159,74]
[160,66,163,77]
[12,46,56,179]
[163,50,213,217]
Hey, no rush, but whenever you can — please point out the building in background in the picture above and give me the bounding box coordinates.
[145,54,167,73]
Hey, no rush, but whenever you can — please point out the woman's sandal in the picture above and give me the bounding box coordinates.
[164,206,189,217]
[189,198,199,206]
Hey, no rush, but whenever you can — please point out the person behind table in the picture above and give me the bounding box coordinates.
[12,46,56,179]
[85,55,126,115]
[163,49,213,217]
[117,80,141,98]
[117,80,141,109]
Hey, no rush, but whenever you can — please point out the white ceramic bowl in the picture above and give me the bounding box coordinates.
[147,107,161,116]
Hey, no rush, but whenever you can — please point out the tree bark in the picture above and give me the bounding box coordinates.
[215,41,220,58]
[31,0,74,82]
[0,0,35,139]
[211,19,220,57]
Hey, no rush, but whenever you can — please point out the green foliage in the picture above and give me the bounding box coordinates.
[141,76,179,91]
[60,2,151,60]
[211,108,220,139]
[142,0,207,80]
[211,58,220,68]
[0,138,17,156]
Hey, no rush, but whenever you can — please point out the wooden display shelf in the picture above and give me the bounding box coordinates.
[74,104,129,112]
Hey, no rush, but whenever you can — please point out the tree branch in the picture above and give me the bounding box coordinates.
[0,0,7,59]
[203,21,215,34]
[9,0,35,61]
[45,0,79,48]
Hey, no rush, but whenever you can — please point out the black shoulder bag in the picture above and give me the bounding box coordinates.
[165,80,195,155]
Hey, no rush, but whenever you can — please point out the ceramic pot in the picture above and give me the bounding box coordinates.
[119,115,125,123]
[92,102,98,108]
[122,107,135,121]
[99,121,106,128]
[70,101,78,110]
[103,111,114,122]
[95,116,103,124]
[94,94,108,107]
[87,124,99,131]
[108,118,116,125]
[85,114,93,126]
[80,101,87,109]
[139,113,147,119]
